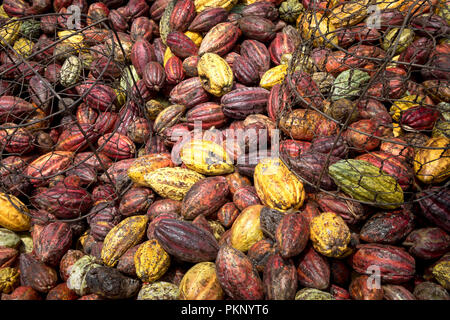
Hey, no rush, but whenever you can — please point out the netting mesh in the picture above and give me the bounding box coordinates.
[277,0,449,209]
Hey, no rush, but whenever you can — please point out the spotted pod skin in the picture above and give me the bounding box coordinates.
[263,253,297,300]
[134,239,170,283]
[197,53,233,97]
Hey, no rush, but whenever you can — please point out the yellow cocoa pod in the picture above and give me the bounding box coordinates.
[134,239,170,283]
[179,262,224,300]
[13,37,33,57]
[310,212,351,258]
[432,259,450,290]
[297,13,338,48]
[254,157,305,212]
[180,139,234,175]
[328,0,370,28]
[57,30,86,53]
[0,5,9,18]
[230,205,264,252]
[208,220,225,241]
[0,267,19,294]
[0,193,31,232]
[143,167,205,200]
[0,19,21,46]
[163,47,174,67]
[260,64,288,90]
[194,0,238,12]
[414,136,450,184]
[137,282,180,300]
[390,95,424,122]
[197,52,233,96]
[101,215,148,267]
[185,31,203,47]
[128,153,175,187]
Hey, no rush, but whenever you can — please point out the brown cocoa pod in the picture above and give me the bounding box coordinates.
[0,247,18,269]
[131,39,157,77]
[88,202,121,242]
[349,275,384,300]
[247,238,276,273]
[85,266,140,300]
[240,39,271,75]
[46,283,78,300]
[182,55,199,77]
[143,61,166,91]
[198,22,240,56]
[232,55,260,86]
[296,245,330,290]
[154,219,219,263]
[360,209,415,244]
[330,259,350,287]
[188,7,228,33]
[352,244,415,284]
[382,284,416,300]
[166,31,198,59]
[1,285,41,300]
[116,244,142,277]
[239,16,276,43]
[242,1,278,21]
[169,77,210,108]
[232,186,262,211]
[59,250,85,282]
[216,245,264,300]
[217,202,240,229]
[259,206,286,240]
[269,32,295,65]
[19,253,58,293]
[147,199,182,220]
[34,222,73,267]
[119,187,155,217]
[403,228,450,260]
[316,192,367,225]
[275,212,309,258]
[221,87,270,120]
[263,253,297,300]
[413,282,450,300]
[169,0,195,32]
[181,176,230,220]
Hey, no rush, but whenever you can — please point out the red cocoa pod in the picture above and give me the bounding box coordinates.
[343,119,382,152]
[59,250,85,282]
[154,219,219,263]
[86,2,109,25]
[97,132,136,160]
[400,106,441,131]
[81,84,118,112]
[399,37,433,66]
[160,123,189,147]
[90,56,123,80]
[32,183,92,219]
[34,222,73,267]
[352,244,416,284]
[132,80,155,103]
[3,0,30,16]
[0,247,18,268]
[88,202,121,241]
[150,0,170,20]
[147,213,179,239]
[40,15,58,34]
[330,285,350,300]
[247,238,276,273]
[127,0,149,19]
[330,259,350,287]
[233,186,262,211]
[28,75,51,111]
[239,16,276,43]
[114,101,139,136]
[221,87,270,120]
[301,200,321,228]
[1,286,42,300]
[267,83,291,122]
[232,55,260,86]
[378,9,405,31]
[119,187,155,217]
[224,52,240,70]
[181,176,230,220]
[169,77,210,108]
[25,151,75,187]
[310,135,349,159]
[263,253,297,300]
[192,214,214,236]
[188,7,228,32]
[315,192,366,225]
[45,63,62,84]
[78,294,103,300]
[367,72,407,100]
[76,104,98,125]
[184,102,227,129]
[403,228,450,260]
[0,125,34,154]
[19,253,58,293]
[131,39,157,77]
[216,245,264,300]
[182,55,199,77]
[142,61,166,92]
[225,171,252,195]
[98,159,134,192]
[109,9,129,32]
[164,55,185,85]
[349,274,384,300]
[359,208,414,244]
[357,99,392,126]
[269,32,295,65]
[275,212,309,258]
[116,244,141,277]
[127,117,152,145]
[144,134,169,155]
[382,284,416,300]
[91,184,117,204]
[166,31,198,59]
[46,283,78,300]
[217,202,240,229]
[296,245,330,290]
[169,0,195,32]
[74,152,112,172]
[288,71,325,110]
[130,17,153,42]
[242,1,278,20]
[198,22,240,56]
[147,199,182,220]
[410,13,449,36]
[416,187,450,233]
[153,37,167,66]
[0,96,36,123]
[240,39,271,75]
[55,124,99,152]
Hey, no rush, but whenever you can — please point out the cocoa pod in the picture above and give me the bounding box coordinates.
[1,286,42,300]
[232,185,261,211]
[154,218,219,263]
[259,206,285,240]
[88,202,121,241]
[169,0,196,32]
[297,245,330,290]
[217,202,240,229]
[403,228,450,260]
[131,39,157,77]
[383,284,416,300]
[0,96,36,123]
[184,102,227,129]
[330,259,350,287]
[130,17,153,42]
[119,187,155,217]
[232,55,260,85]
[60,250,85,282]
[165,55,185,85]
[147,199,182,220]
[169,77,210,108]
[188,7,228,33]
[309,135,349,158]
[19,253,58,293]
[240,39,271,75]
[116,244,141,277]
[166,31,198,59]
[221,87,270,120]
[416,187,450,232]
[316,192,367,225]
[85,266,140,299]
[198,22,240,56]
[263,254,297,300]
[97,133,136,160]
[143,61,166,91]
[349,275,384,300]
[247,238,276,273]
[215,245,264,300]
[34,222,72,267]
[269,32,295,65]
[239,16,276,43]
[179,262,223,300]
[181,176,230,220]
[414,281,450,300]
[275,211,308,259]
[225,171,252,195]
[242,1,278,21]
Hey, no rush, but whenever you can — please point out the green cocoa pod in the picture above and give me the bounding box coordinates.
[137,281,180,300]
[331,69,370,101]
[0,228,21,249]
[382,28,415,55]
[295,288,335,300]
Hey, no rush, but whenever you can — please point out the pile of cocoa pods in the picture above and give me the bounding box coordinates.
[0,0,449,301]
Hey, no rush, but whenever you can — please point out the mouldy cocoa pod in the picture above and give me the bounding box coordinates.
[137,281,180,300]
[60,250,85,282]
[413,281,450,300]
[403,228,450,260]
[215,245,264,300]
[85,266,140,300]
[263,254,297,300]
[259,206,286,240]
